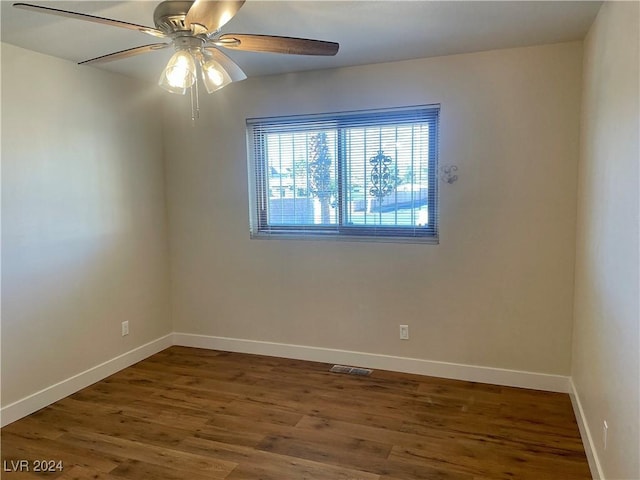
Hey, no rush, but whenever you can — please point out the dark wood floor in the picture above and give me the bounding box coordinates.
[1,346,591,479]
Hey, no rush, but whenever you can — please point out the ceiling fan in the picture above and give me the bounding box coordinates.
[13,1,339,115]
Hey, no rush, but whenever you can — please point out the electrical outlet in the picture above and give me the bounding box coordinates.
[603,420,608,450]
[399,324,409,340]
[122,321,129,337]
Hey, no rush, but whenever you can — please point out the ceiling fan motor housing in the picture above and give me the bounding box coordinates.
[153,1,196,35]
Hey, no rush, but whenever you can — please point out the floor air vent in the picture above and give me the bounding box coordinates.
[330,365,373,376]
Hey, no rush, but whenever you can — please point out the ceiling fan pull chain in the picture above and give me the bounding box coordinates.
[190,74,200,123]
[195,73,200,119]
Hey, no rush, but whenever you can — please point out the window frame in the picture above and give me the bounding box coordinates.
[247,105,440,243]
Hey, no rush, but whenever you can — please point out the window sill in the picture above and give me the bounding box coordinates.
[250,231,439,245]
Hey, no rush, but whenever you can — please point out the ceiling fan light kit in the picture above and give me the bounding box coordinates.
[201,56,232,93]
[158,50,196,95]
[156,36,231,100]
[13,0,339,120]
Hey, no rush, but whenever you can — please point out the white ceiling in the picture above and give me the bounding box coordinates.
[1,1,602,83]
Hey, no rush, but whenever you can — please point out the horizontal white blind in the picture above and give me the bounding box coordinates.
[247,105,439,241]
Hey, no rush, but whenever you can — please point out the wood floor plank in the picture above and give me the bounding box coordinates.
[44,402,192,450]
[179,436,382,480]
[56,430,236,478]
[0,471,44,480]
[109,459,224,480]
[295,414,496,453]
[1,430,121,475]
[1,346,590,479]
[389,439,591,480]
[205,399,305,427]
[256,427,394,464]
[55,466,122,480]
[196,409,300,447]
[1,415,66,441]
[74,376,238,413]
[254,428,473,479]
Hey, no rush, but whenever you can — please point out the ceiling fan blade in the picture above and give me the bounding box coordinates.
[217,34,339,56]
[13,2,166,38]
[79,44,170,65]
[186,0,245,34]
[204,47,247,82]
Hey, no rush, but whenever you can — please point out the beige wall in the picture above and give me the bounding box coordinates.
[1,44,172,406]
[164,42,583,375]
[572,2,640,479]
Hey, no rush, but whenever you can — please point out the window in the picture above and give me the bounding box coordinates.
[247,105,439,242]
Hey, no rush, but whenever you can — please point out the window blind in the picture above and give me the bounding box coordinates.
[247,105,439,242]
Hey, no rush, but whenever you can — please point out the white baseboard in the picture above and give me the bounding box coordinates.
[0,334,173,428]
[569,378,604,480]
[173,333,571,393]
[0,332,572,428]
